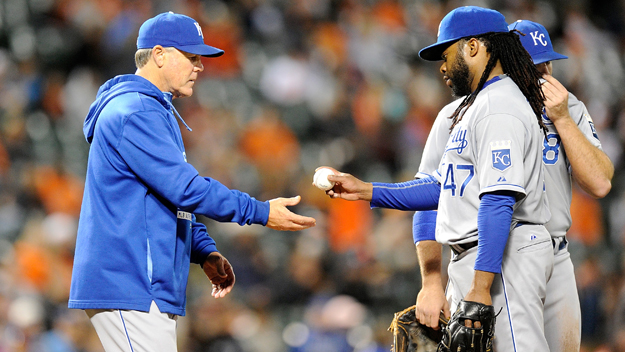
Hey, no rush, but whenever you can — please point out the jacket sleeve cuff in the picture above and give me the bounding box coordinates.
[254,200,270,226]
[196,244,219,266]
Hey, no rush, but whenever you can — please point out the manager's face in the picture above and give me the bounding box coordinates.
[163,48,204,98]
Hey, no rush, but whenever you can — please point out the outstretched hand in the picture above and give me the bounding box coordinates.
[202,252,235,298]
[266,196,316,231]
[315,167,373,201]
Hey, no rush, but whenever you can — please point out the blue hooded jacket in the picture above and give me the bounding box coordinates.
[69,75,270,316]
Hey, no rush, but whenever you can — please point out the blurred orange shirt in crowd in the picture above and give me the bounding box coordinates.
[569,187,604,246]
[200,21,242,78]
[372,0,406,32]
[327,198,373,253]
[33,165,83,217]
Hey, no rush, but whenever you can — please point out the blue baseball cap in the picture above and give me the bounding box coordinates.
[419,6,509,61]
[508,20,567,64]
[137,12,224,57]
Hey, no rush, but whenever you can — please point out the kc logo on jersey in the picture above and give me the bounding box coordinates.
[491,140,512,171]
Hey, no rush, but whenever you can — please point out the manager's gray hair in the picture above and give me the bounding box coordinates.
[134,48,152,68]
[134,47,176,68]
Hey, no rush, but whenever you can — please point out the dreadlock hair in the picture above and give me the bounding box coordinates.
[448,31,547,136]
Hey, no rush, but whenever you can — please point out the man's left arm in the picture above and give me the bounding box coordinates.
[191,220,235,298]
[190,219,217,264]
[542,75,614,198]
[464,191,516,306]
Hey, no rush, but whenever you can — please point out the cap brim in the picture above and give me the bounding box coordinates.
[418,38,459,61]
[176,44,224,57]
[531,51,567,65]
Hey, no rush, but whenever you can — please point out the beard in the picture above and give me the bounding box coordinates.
[448,53,472,97]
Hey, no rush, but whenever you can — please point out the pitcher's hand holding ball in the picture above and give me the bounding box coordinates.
[313,167,373,201]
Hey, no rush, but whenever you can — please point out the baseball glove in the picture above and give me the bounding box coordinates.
[388,305,447,352]
[438,300,496,352]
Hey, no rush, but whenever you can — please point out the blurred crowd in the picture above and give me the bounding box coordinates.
[0,0,624,351]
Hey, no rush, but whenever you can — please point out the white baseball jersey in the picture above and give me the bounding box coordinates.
[542,92,603,238]
[431,75,550,245]
[420,92,601,242]
[423,75,554,351]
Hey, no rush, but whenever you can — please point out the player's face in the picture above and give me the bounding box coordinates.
[441,43,472,97]
[535,61,553,76]
[163,48,204,98]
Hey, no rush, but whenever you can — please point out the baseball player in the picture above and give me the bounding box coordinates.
[511,19,613,351]
[413,19,614,352]
[321,6,554,351]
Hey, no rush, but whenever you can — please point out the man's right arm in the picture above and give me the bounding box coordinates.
[542,75,613,198]
[118,111,314,230]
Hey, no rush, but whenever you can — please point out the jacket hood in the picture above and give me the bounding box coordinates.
[84,75,172,143]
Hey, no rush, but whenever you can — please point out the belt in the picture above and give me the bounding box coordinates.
[450,241,478,256]
[552,237,568,251]
[450,236,566,257]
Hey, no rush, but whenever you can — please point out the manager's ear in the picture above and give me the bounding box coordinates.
[152,45,167,68]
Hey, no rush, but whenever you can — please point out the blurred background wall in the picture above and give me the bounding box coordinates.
[0,0,623,351]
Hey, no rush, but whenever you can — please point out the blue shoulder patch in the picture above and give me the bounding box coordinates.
[491,141,512,171]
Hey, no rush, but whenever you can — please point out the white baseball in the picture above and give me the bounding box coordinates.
[313,168,336,191]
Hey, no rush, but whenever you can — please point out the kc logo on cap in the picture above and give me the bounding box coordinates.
[137,12,223,57]
[530,31,548,47]
[508,20,567,64]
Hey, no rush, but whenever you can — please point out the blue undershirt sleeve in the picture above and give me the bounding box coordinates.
[474,191,516,273]
[370,176,440,211]
[413,210,437,244]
